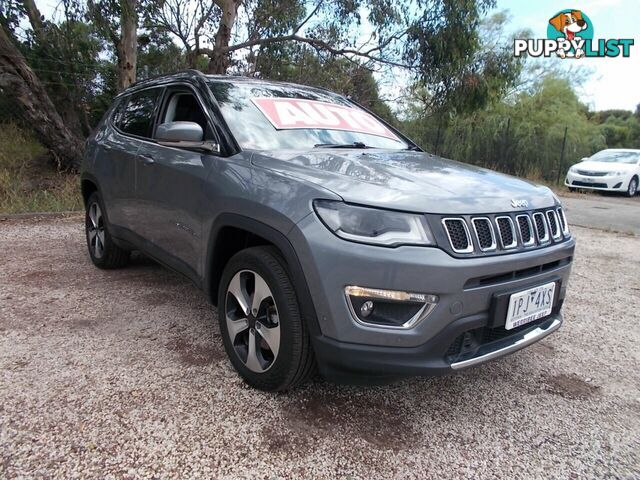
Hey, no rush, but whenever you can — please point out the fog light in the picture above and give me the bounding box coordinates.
[360,300,374,317]
[345,286,438,329]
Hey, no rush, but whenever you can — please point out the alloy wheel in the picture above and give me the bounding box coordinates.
[87,202,105,259]
[225,270,281,373]
[630,178,638,196]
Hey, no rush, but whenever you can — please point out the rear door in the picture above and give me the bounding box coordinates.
[103,88,163,233]
[94,96,141,230]
[135,84,219,278]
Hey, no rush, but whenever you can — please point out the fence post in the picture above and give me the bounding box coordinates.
[556,126,568,184]
[501,117,511,171]
[434,119,442,156]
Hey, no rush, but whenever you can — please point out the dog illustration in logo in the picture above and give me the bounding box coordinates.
[549,10,588,58]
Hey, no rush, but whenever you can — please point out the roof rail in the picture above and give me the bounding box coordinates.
[125,69,207,91]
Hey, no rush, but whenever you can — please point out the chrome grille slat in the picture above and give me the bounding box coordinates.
[532,212,550,243]
[516,214,535,247]
[442,218,473,254]
[546,210,562,240]
[557,207,569,236]
[495,216,517,249]
[471,217,496,252]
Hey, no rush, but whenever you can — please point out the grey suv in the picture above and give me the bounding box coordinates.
[81,70,575,391]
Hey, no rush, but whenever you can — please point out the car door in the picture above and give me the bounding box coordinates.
[94,96,142,230]
[104,87,163,233]
[135,84,219,279]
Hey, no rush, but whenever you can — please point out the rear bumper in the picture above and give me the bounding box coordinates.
[312,312,562,383]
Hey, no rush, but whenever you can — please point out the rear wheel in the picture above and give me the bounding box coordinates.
[85,192,129,269]
[217,246,316,391]
[626,177,638,197]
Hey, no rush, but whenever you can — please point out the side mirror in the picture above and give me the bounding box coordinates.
[155,121,219,153]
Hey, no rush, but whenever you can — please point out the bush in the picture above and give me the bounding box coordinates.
[0,123,81,213]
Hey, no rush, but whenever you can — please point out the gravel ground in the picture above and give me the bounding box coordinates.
[0,215,639,479]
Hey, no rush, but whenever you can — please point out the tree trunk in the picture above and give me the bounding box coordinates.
[207,0,241,74]
[0,26,84,170]
[21,0,45,42]
[117,0,138,91]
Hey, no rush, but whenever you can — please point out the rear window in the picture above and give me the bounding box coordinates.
[117,88,161,138]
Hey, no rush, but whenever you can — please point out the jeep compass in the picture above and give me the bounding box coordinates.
[81,70,575,391]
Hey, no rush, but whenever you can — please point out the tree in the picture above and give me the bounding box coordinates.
[145,0,497,81]
[88,0,139,91]
[0,24,84,170]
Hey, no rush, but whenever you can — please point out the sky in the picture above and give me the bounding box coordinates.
[35,0,639,112]
[500,0,640,111]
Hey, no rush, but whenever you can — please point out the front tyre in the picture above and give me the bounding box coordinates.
[626,177,638,197]
[218,246,316,391]
[85,192,129,269]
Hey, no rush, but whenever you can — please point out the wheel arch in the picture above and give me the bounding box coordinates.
[80,174,101,207]
[204,214,321,337]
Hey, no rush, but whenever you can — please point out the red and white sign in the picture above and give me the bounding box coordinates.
[251,97,400,141]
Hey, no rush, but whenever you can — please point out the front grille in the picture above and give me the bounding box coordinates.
[546,210,561,239]
[442,218,473,253]
[572,181,608,188]
[439,208,570,257]
[532,212,549,243]
[576,170,607,177]
[471,218,495,251]
[495,216,516,249]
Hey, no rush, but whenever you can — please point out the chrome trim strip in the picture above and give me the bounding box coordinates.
[471,217,497,252]
[451,318,562,370]
[441,218,474,254]
[495,215,518,249]
[532,212,550,244]
[515,214,535,247]
[546,210,562,240]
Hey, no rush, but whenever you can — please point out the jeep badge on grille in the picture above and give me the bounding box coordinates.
[511,199,529,208]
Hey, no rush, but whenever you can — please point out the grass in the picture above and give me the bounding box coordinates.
[0,123,82,214]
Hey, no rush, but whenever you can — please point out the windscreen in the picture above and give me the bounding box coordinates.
[590,150,639,164]
[208,80,408,151]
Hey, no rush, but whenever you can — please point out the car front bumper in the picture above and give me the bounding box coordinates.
[565,171,630,191]
[289,213,575,381]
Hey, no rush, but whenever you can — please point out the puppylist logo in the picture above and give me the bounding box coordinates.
[514,9,634,59]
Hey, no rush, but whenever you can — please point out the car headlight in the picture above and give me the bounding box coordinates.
[569,166,578,173]
[313,200,434,247]
[611,171,624,176]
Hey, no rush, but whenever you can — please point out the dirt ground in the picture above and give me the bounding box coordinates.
[0,215,638,479]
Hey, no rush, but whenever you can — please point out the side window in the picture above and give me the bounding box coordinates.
[158,90,210,137]
[120,89,161,138]
[111,99,126,129]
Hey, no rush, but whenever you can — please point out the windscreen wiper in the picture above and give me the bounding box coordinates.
[313,141,370,149]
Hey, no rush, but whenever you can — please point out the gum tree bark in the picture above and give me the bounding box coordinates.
[118,0,138,90]
[0,26,83,170]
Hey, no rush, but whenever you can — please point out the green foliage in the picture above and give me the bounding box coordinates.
[0,123,81,213]
[16,13,104,135]
[404,76,608,182]
[595,114,640,149]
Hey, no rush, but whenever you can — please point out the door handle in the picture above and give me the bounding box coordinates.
[139,154,155,166]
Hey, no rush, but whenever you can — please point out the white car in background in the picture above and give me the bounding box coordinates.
[565,149,640,197]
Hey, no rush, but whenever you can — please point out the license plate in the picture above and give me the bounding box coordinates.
[584,177,595,183]
[505,282,556,330]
